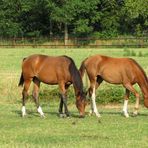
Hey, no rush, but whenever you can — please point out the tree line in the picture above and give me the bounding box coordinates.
[0,0,147,39]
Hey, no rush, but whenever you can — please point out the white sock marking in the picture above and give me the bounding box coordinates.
[22,106,26,117]
[37,106,44,116]
[123,100,129,118]
[91,87,101,117]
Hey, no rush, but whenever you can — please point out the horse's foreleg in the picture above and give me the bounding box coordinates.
[61,94,70,117]
[59,83,70,117]
[123,89,130,118]
[33,79,45,118]
[58,84,70,116]
[133,93,140,116]
[22,80,31,117]
[124,83,140,117]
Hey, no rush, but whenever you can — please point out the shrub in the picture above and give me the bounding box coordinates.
[123,49,136,56]
[138,51,143,57]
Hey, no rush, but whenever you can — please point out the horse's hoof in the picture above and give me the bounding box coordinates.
[96,114,101,118]
[79,115,85,118]
[88,112,93,116]
[59,113,67,118]
[22,114,27,118]
[131,112,138,117]
[124,114,129,118]
[41,114,45,118]
[122,111,129,118]
[59,113,64,118]
[65,114,70,118]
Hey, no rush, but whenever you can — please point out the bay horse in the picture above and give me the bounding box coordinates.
[18,54,86,118]
[79,54,148,118]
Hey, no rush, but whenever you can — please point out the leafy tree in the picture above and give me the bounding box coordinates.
[0,0,22,37]
[96,0,122,37]
[121,0,148,36]
[72,0,101,37]
[51,0,101,39]
[0,0,147,38]
[19,0,51,37]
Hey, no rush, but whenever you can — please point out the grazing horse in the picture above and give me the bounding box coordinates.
[18,54,86,118]
[79,54,148,118]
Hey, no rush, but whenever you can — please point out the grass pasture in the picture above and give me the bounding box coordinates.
[0,47,148,148]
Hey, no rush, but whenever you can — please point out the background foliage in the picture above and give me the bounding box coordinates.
[0,0,148,38]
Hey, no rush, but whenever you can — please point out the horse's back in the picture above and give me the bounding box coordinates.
[22,54,71,70]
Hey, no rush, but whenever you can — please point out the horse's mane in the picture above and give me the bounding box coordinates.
[131,58,148,83]
[63,56,84,96]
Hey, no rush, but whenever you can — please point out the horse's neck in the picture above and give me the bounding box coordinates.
[74,86,83,98]
[72,73,84,98]
[72,80,84,100]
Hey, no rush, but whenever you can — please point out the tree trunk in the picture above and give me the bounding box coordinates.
[64,23,68,46]
[50,19,53,37]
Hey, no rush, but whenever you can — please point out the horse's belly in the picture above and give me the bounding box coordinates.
[37,73,58,85]
[101,72,122,84]
[104,78,121,84]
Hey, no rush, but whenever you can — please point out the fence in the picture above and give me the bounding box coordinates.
[0,37,148,48]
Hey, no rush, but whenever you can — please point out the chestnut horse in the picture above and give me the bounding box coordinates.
[18,54,86,118]
[79,55,148,118]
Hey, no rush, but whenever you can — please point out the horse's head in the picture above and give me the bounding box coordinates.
[143,85,148,108]
[76,92,87,118]
[144,97,148,108]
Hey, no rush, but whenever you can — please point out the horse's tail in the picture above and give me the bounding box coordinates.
[79,59,87,78]
[18,72,24,87]
[18,57,26,87]
[79,58,89,91]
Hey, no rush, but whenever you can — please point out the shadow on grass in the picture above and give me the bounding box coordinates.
[12,108,148,119]
[98,111,148,117]
[12,109,82,119]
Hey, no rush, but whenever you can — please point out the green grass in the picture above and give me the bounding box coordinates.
[0,103,148,148]
[0,47,148,147]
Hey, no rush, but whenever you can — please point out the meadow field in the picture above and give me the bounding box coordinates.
[0,47,148,148]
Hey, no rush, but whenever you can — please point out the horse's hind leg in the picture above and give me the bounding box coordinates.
[32,78,45,117]
[59,97,64,115]
[22,79,31,117]
[124,83,140,117]
[88,78,101,118]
